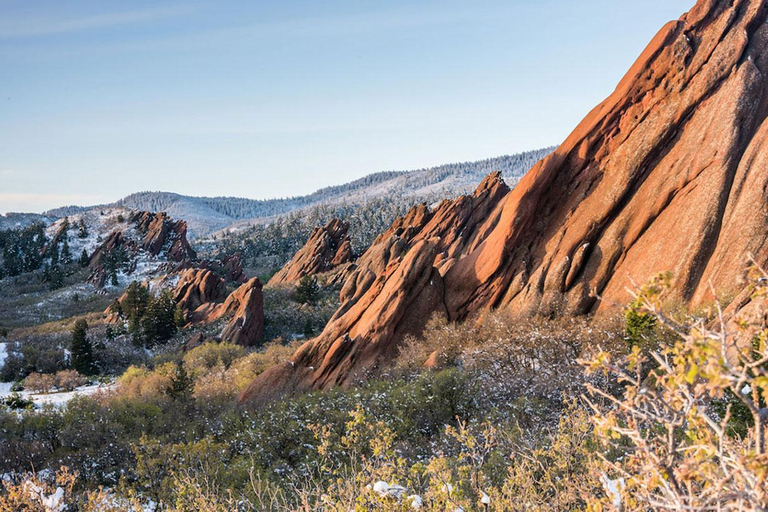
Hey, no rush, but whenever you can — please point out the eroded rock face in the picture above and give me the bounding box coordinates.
[268,219,354,286]
[205,278,265,347]
[173,268,227,319]
[87,211,197,287]
[242,173,510,400]
[241,0,768,402]
[132,211,197,262]
[444,0,768,319]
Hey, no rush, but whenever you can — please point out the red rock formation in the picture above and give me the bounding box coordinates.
[105,273,264,347]
[132,211,196,261]
[87,211,196,287]
[242,0,768,402]
[202,278,265,347]
[87,232,139,287]
[221,253,247,283]
[443,0,768,318]
[242,174,509,399]
[172,268,227,319]
[268,219,354,286]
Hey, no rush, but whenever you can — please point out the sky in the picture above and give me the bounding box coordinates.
[0,0,694,214]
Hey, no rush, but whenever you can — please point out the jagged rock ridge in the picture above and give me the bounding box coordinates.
[241,0,768,401]
[268,219,353,286]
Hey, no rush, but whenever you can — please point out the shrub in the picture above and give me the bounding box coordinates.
[54,369,87,391]
[2,392,33,410]
[25,372,56,393]
[183,342,246,377]
[584,271,768,511]
[294,275,320,304]
[116,363,175,402]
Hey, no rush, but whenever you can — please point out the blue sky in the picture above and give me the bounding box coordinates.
[0,0,694,214]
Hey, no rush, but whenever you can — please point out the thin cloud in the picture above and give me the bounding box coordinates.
[1,3,509,56]
[0,5,193,39]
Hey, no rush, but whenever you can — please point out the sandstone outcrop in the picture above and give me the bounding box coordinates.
[202,278,265,347]
[243,173,509,399]
[105,274,264,347]
[242,0,768,402]
[268,219,354,286]
[172,268,227,318]
[132,211,197,262]
[87,211,196,287]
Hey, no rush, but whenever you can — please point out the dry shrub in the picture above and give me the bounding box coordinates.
[115,362,175,401]
[584,270,768,511]
[24,372,56,394]
[54,369,86,391]
[397,311,623,402]
[183,342,246,378]
[193,340,300,401]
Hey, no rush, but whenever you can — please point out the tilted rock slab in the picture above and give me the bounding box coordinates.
[243,0,768,401]
[268,219,354,287]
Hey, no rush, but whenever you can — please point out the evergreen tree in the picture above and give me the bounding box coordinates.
[79,249,90,267]
[48,241,59,266]
[166,362,193,402]
[61,238,72,264]
[123,281,150,320]
[48,264,64,290]
[77,219,88,239]
[71,319,95,375]
[108,298,124,318]
[295,274,320,304]
[123,282,150,344]
[174,304,187,329]
[141,290,178,346]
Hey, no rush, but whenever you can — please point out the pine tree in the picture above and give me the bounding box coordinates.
[141,290,178,346]
[79,249,90,267]
[295,274,320,304]
[48,264,64,290]
[166,362,193,402]
[71,319,95,375]
[77,219,88,239]
[61,238,72,264]
[48,241,59,266]
[174,304,187,329]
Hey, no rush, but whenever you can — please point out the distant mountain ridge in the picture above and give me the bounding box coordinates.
[44,148,554,238]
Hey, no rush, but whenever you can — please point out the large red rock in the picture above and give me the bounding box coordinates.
[242,0,768,402]
[172,268,227,319]
[268,219,354,286]
[202,278,265,347]
[132,211,196,261]
[87,211,196,287]
[242,174,509,399]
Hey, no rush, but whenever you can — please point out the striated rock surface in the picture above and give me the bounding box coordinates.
[242,0,768,402]
[204,277,265,347]
[172,268,227,318]
[132,211,197,262]
[441,0,768,320]
[242,173,509,399]
[268,219,354,286]
[87,211,196,287]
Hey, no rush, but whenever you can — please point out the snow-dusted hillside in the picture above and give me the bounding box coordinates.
[43,148,554,239]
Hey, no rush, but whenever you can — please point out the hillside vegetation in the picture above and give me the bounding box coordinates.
[44,149,553,238]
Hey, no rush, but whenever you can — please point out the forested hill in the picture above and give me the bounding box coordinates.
[44,147,554,238]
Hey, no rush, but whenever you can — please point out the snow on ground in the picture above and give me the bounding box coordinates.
[0,373,115,409]
[0,342,7,369]
[0,343,10,397]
